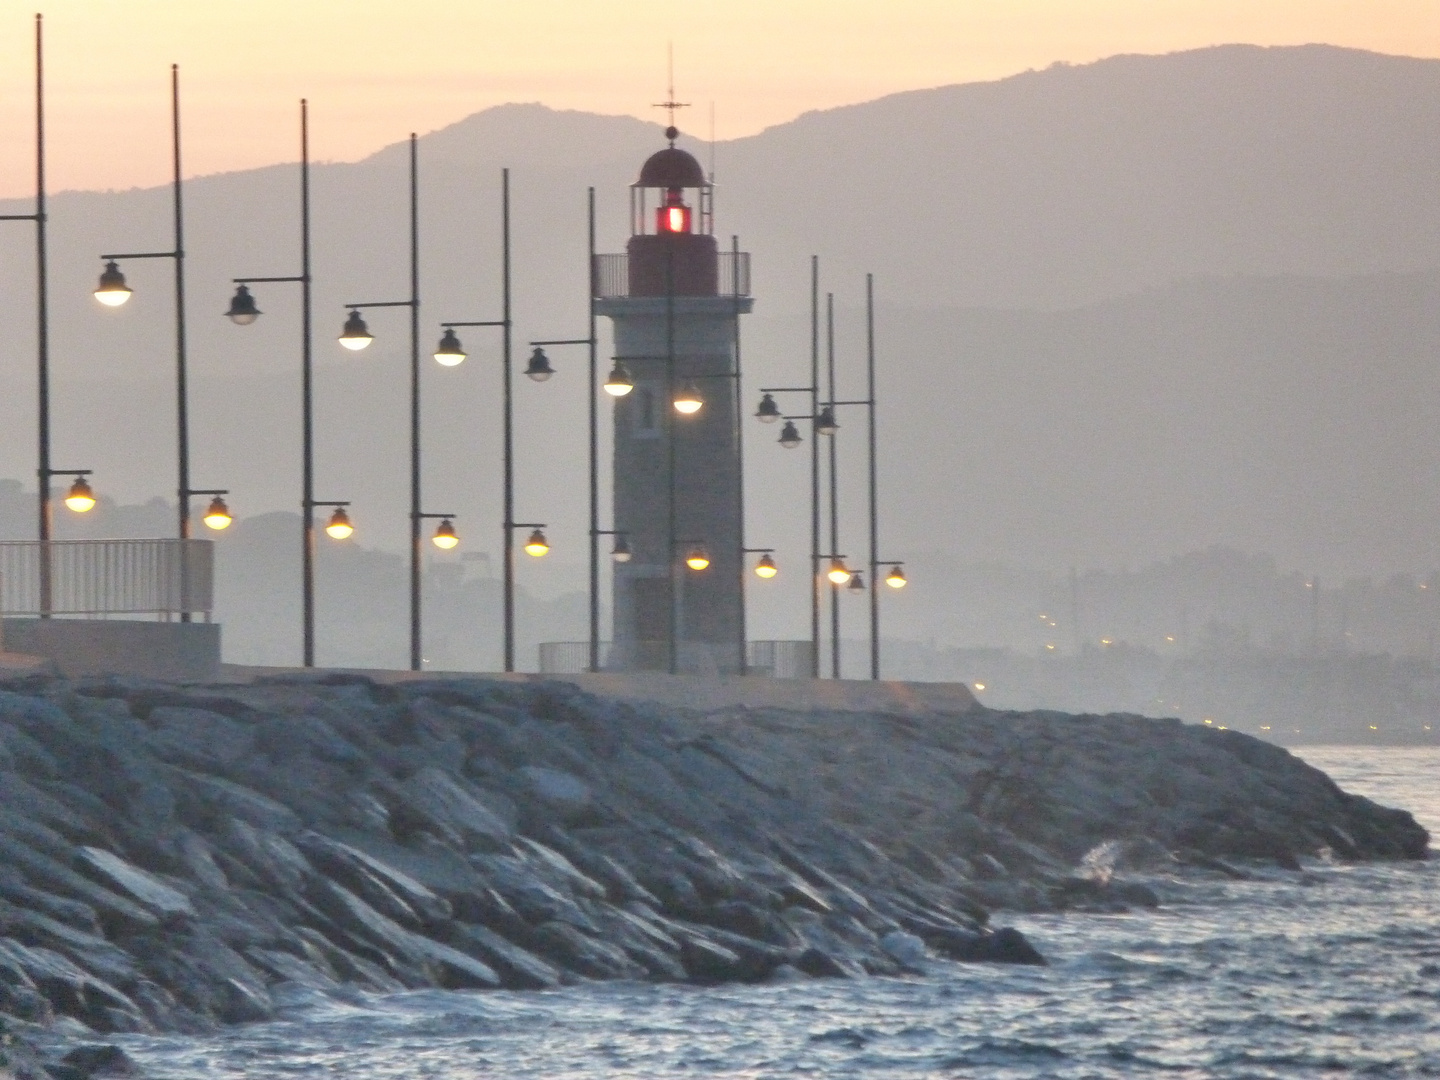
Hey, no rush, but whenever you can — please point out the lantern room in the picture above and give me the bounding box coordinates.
[630,127,713,236]
[625,127,719,297]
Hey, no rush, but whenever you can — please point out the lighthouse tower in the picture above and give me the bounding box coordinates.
[596,127,753,673]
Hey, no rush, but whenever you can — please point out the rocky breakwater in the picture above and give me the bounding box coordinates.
[0,674,1425,1078]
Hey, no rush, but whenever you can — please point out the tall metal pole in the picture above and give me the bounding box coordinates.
[587,187,600,672]
[170,65,196,627]
[408,133,422,671]
[809,256,821,678]
[826,292,840,679]
[866,274,880,680]
[733,235,747,675]
[172,65,190,547]
[666,232,678,674]
[300,100,316,666]
[501,169,516,672]
[34,14,51,616]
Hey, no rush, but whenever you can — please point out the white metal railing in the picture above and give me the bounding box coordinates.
[539,639,814,677]
[0,539,214,619]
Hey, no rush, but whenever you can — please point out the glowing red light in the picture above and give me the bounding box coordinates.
[658,203,691,234]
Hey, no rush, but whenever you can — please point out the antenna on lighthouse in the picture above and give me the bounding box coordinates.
[653,42,690,144]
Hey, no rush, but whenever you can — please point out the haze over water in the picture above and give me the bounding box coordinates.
[108,746,1440,1079]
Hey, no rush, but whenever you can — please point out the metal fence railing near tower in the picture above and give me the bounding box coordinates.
[538,638,813,677]
[593,251,751,299]
[0,538,214,619]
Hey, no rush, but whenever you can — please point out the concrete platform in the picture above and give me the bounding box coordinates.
[219,664,980,717]
[4,618,221,681]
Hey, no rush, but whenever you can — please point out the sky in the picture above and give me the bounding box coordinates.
[0,0,1438,197]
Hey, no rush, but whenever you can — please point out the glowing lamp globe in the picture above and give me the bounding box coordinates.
[685,547,711,571]
[434,328,466,367]
[432,519,459,549]
[64,477,96,513]
[325,507,354,540]
[885,566,907,589]
[94,261,132,307]
[827,559,852,585]
[524,528,550,557]
[603,362,634,397]
[673,383,703,414]
[754,553,778,579]
[203,496,233,531]
[338,310,373,351]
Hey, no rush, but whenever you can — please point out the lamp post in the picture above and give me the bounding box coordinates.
[335,133,421,669]
[225,99,347,666]
[0,15,59,611]
[754,394,820,672]
[525,186,604,671]
[437,168,549,671]
[95,65,228,620]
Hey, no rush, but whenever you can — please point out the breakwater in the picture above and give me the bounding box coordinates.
[0,673,1425,1078]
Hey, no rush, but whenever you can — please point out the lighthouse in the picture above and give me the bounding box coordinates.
[595,126,752,673]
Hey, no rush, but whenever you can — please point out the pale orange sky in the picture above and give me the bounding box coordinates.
[0,0,1437,197]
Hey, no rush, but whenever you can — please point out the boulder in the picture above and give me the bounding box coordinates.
[168,770,301,835]
[518,766,594,824]
[526,920,646,981]
[393,768,513,851]
[444,923,561,990]
[75,848,194,922]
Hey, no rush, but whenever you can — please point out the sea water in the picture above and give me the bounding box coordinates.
[119,747,1440,1079]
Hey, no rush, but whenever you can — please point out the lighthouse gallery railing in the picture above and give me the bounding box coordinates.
[593,251,750,299]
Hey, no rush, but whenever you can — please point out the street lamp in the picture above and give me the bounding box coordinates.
[750,256,824,676]
[439,167,562,674]
[94,262,131,306]
[202,494,232,531]
[223,284,260,325]
[338,310,373,350]
[882,562,906,588]
[57,471,96,513]
[752,550,778,578]
[673,382,703,414]
[826,556,853,585]
[96,64,218,576]
[603,362,634,396]
[430,517,459,549]
[685,545,711,571]
[320,502,355,540]
[338,132,424,669]
[434,328,465,366]
[226,100,352,667]
[524,528,550,557]
[0,16,72,615]
[524,348,555,382]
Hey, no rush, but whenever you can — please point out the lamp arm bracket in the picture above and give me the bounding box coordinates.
[100,251,177,260]
[234,275,305,284]
[344,299,414,310]
[443,319,507,328]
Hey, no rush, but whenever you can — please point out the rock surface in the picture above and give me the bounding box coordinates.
[0,672,1424,1077]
